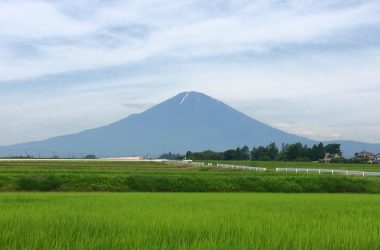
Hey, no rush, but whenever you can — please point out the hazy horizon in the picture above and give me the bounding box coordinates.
[1,0,380,146]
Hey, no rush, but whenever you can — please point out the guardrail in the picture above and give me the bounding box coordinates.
[275,167,380,177]
[217,163,266,171]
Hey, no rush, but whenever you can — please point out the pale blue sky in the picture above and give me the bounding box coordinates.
[1,0,380,145]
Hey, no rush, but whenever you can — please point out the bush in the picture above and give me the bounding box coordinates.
[330,158,342,164]
[259,156,272,161]
[9,173,380,193]
[294,157,311,162]
[17,175,61,191]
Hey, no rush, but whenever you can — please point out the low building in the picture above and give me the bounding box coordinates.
[102,156,145,161]
[354,151,376,163]
[376,154,380,164]
[323,153,340,163]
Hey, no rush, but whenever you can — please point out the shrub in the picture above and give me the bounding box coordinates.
[17,175,61,191]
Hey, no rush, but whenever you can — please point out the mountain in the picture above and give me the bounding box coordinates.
[1,91,379,157]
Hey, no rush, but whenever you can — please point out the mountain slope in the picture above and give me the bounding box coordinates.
[1,92,379,157]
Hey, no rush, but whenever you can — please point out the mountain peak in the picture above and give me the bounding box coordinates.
[179,92,190,104]
[177,91,209,98]
[175,91,216,105]
[140,91,221,116]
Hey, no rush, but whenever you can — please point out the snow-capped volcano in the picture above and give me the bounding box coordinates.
[1,91,379,157]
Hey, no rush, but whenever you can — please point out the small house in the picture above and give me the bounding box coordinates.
[355,151,376,162]
[323,153,340,163]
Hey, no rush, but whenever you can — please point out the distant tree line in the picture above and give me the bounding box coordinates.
[183,146,251,161]
[158,152,184,160]
[160,142,343,162]
[84,154,97,159]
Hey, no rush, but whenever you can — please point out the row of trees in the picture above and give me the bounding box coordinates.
[158,152,183,160]
[164,142,342,162]
[253,142,341,161]
[183,146,251,161]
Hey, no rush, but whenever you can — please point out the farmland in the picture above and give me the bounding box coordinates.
[1,160,380,249]
[1,192,380,250]
[1,159,379,173]
[0,159,380,192]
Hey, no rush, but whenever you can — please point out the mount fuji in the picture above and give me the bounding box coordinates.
[1,91,379,157]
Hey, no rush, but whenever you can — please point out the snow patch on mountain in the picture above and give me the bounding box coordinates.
[180,92,189,105]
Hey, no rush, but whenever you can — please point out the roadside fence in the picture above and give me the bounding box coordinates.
[164,160,205,166]
[216,163,266,171]
[275,167,380,177]
[163,160,380,177]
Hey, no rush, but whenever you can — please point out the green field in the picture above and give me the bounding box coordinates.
[0,160,380,192]
[0,160,183,174]
[1,159,379,173]
[0,192,379,250]
[206,160,380,171]
[1,161,379,249]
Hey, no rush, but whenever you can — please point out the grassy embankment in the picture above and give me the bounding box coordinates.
[0,160,380,192]
[0,192,380,249]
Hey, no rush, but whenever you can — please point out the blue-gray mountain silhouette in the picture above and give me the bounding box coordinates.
[1,91,379,157]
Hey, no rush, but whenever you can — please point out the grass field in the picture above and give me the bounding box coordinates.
[1,161,379,249]
[1,159,379,173]
[0,192,379,250]
[0,160,184,174]
[0,160,380,192]
[205,160,380,172]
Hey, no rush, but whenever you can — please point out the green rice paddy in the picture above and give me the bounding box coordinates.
[1,160,379,249]
[0,192,379,250]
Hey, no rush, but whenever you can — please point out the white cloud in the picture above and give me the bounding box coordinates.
[0,1,95,39]
[1,0,379,80]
